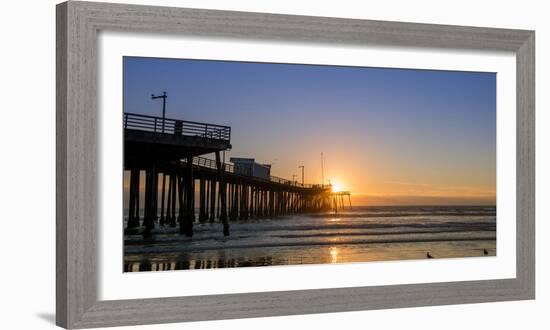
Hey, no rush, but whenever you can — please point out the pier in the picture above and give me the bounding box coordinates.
[124,112,337,237]
[331,191,352,213]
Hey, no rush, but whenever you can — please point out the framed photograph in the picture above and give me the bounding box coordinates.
[56,1,535,328]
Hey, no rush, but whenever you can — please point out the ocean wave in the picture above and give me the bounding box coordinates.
[232,221,496,233]
[124,227,495,246]
[124,235,496,255]
[308,211,496,218]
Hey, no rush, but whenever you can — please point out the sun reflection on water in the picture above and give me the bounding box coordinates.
[329,247,339,263]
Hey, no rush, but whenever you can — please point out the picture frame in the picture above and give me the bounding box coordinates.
[56,1,535,328]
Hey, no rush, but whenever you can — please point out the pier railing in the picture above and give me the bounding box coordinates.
[188,156,252,177]
[124,112,231,142]
[184,156,330,189]
[183,157,254,177]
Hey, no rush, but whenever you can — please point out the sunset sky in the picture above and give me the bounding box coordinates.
[123,57,496,206]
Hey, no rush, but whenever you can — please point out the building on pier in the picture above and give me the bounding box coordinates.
[230,157,271,180]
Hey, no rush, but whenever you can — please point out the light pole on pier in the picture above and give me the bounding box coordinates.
[151,91,167,133]
[298,165,305,185]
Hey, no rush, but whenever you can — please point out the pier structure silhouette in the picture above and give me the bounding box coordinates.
[331,191,352,213]
[123,112,343,237]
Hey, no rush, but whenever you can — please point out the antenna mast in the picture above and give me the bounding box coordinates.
[151,91,168,132]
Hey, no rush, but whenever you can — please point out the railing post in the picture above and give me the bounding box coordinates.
[174,120,183,135]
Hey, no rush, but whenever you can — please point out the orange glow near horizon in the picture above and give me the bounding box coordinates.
[331,181,345,193]
[123,164,496,208]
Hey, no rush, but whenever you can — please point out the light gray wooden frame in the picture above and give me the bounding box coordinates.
[56,1,535,328]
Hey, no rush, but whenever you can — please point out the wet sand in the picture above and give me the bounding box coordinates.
[124,205,496,272]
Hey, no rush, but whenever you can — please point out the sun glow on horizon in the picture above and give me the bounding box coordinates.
[331,181,346,193]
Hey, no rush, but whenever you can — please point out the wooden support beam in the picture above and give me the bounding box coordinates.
[268,190,274,217]
[152,169,158,223]
[198,175,207,222]
[209,177,217,222]
[228,183,236,221]
[166,173,172,226]
[257,187,262,218]
[251,186,255,218]
[244,184,250,219]
[143,166,155,237]
[177,170,184,231]
[159,173,166,226]
[127,169,139,228]
[233,183,238,220]
[215,151,229,236]
[135,170,141,223]
[182,156,195,236]
[205,176,210,220]
[144,169,151,223]
[169,170,177,227]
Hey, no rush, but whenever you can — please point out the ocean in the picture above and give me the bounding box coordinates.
[123,205,496,272]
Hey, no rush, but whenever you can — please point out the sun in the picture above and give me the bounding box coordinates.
[331,182,345,193]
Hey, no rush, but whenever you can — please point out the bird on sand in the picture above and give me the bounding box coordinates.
[483,249,489,255]
[426,252,434,259]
